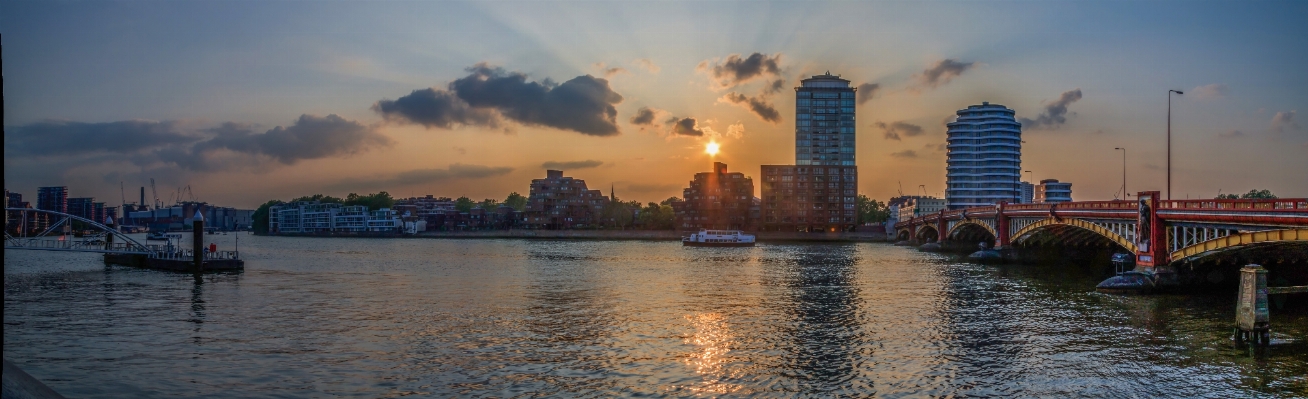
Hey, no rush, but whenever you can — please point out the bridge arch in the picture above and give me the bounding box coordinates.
[915,224,940,243]
[1171,228,1308,262]
[5,208,153,253]
[1012,217,1137,252]
[948,219,997,244]
[894,228,911,241]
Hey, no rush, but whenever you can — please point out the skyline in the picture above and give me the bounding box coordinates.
[4,1,1307,209]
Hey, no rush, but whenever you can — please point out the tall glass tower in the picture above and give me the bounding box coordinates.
[794,73,856,166]
[945,102,1022,209]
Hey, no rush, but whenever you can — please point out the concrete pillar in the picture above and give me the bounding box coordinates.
[1134,191,1167,273]
[192,210,204,273]
[1235,264,1271,345]
[996,202,1010,248]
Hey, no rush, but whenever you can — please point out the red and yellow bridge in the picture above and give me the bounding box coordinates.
[895,192,1308,270]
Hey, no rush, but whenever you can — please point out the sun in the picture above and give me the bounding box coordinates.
[705,141,720,156]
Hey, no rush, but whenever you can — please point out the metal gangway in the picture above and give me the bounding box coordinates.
[5,208,156,255]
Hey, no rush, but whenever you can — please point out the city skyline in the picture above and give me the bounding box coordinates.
[4,1,1307,209]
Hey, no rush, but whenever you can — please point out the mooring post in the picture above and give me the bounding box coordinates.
[1235,264,1270,345]
[192,210,205,273]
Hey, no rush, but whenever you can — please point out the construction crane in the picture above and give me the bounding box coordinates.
[150,178,160,210]
[898,181,904,197]
[919,185,928,197]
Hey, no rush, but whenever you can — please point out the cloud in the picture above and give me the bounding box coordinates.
[923,143,947,153]
[632,58,660,73]
[542,160,604,170]
[593,62,628,78]
[330,163,513,191]
[630,107,660,126]
[914,59,975,89]
[764,79,786,94]
[375,63,624,136]
[890,150,918,158]
[1191,84,1229,100]
[1019,88,1083,130]
[4,119,198,157]
[669,117,706,136]
[698,52,783,88]
[720,92,781,123]
[875,121,924,141]
[726,121,745,139]
[1272,111,1299,132]
[452,146,467,155]
[191,114,391,166]
[856,83,881,105]
[1219,130,1246,138]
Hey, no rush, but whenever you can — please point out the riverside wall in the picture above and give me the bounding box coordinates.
[413,230,889,243]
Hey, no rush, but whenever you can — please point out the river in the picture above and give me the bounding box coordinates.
[4,234,1306,397]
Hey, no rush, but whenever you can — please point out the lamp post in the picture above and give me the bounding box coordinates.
[1168,89,1184,200]
[1114,147,1127,199]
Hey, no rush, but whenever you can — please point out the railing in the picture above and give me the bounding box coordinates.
[1159,199,1307,211]
[5,238,153,254]
[148,250,240,260]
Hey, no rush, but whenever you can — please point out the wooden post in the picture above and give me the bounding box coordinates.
[192,210,204,273]
[1236,264,1270,345]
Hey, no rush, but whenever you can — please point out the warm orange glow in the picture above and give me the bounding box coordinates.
[705,141,720,156]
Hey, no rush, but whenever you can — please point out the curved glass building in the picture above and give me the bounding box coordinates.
[945,102,1022,209]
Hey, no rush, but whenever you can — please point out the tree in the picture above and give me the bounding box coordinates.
[638,202,675,230]
[856,195,890,224]
[251,199,285,235]
[291,194,342,204]
[602,199,635,229]
[344,192,395,210]
[1216,189,1277,199]
[454,196,475,213]
[503,192,528,211]
[660,196,681,206]
[479,198,500,209]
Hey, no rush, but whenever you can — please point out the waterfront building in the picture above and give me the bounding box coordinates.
[760,72,860,232]
[1020,181,1035,204]
[945,102,1023,209]
[672,162,755,231]
[68,197,95,222]
[37,186,68,214]
[524,170,609,229]
[897,197,946,221]
[794,72,857,166]
[759,165,859,232]
[1035,179,1073,203]
[268,201,399,234]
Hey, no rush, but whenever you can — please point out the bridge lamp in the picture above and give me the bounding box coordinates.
[1114,147,1127,199]
[1168,89,1184,200]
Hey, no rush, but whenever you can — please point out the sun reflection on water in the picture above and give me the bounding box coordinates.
[678,312,743,395]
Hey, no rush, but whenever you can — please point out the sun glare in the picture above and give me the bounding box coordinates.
[705,142,720,156]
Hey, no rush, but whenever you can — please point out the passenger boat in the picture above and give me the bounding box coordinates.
[146,231,169,240]
[682,229,756,247]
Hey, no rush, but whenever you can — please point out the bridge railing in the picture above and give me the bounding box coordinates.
[149,250,241,260]
[1159,199,1307,211]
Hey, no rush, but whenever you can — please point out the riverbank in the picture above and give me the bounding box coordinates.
[414,229,889,242]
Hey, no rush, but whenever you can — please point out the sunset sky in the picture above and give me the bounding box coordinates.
[4,1,1306,208]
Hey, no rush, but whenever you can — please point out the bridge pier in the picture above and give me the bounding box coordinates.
[192,211,204,274]
[1236,264,1272,345]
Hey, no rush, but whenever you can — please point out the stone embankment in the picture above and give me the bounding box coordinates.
[415,230,888,243]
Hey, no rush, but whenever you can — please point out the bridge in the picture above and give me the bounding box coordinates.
[4,208,242,270]
[895,192,1308,274]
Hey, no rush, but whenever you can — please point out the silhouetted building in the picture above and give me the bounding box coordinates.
[37,186,68,214]
[524,170,609,229]
[673,162,755,231]
[1020,181,1035,204]
[68,197,95,221]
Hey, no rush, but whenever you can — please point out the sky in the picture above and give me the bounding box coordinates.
[4,0,1307,209]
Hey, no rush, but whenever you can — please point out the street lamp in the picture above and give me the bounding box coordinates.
[1114,147,1127,199]
[1168,89,1184,200]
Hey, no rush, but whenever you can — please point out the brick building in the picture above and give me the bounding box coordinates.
[673,162,755,231]
[760,165,858,232]
[524,170,609,229]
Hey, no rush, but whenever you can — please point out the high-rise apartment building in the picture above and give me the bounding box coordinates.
[37,186,68,214]
[68,197,95,221]
[1035,179,1073,203]
[523,170,609,229]
[945,102,1022,209]
[794,72,857,166]
[673,162,755,231]
[1019,181,1035,204]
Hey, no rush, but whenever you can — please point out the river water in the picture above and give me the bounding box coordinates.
[4,234,1307,398]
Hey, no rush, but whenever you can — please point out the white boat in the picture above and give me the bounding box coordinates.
[682,229,755,247]
[146,231,168,240]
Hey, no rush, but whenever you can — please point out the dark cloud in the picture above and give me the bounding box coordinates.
[376,63,624,136]
[670,117,705,136]
[875,121,924,141]
[890,150,918,158]
[764,79,786,94]
[4,119,198,157]
[1019,89,1083,130]
[1272,111,1299,132]
[630,107,659,126]
[856,83,881,105]
[542,160,604,170]
[190,114,391,166]
[721,93,781,123]
[330,163,513,191]
[699,52,783,88]
[915,59,975,89]
[372,88,501,129]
